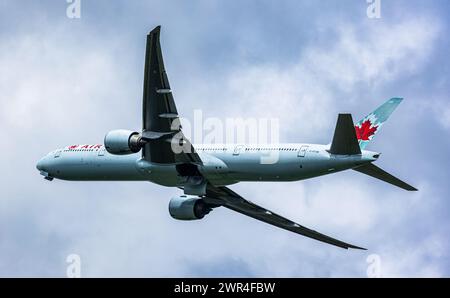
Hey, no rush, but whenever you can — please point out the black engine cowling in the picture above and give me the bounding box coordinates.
[104,129,144,155]
[169,195,212,220]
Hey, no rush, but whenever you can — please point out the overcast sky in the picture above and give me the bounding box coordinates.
[1,0,449,277]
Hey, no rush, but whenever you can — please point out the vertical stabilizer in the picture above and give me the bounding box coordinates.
[355,98,403,149]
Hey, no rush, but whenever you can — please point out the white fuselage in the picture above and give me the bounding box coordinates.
[36,143,379,187]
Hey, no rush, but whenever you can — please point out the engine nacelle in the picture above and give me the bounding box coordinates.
[169,195,212,220]
[104,129,143,155]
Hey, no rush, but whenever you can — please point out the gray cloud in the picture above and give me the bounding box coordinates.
[1,0,449,277]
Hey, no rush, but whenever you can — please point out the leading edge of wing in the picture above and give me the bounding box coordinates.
[142,26,202,164]
[205,185,366,250]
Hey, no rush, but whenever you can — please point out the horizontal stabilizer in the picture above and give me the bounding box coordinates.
[329,114,361,155]
[353,163,417,191]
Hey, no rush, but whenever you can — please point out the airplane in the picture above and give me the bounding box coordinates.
[36,26,417,250]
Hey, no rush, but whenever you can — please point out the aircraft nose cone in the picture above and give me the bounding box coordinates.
[36,157,46,171]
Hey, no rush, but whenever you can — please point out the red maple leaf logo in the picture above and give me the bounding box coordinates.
[355,120,378,141]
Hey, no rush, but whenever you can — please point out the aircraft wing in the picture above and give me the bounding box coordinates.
[142,26,201,164]
[205,185,366,250]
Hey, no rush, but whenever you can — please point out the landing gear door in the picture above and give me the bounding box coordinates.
[297,145,309,157]
[233,145,244,156]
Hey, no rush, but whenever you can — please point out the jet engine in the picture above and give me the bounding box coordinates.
[104,129,144,155]
[169,195,213,220]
